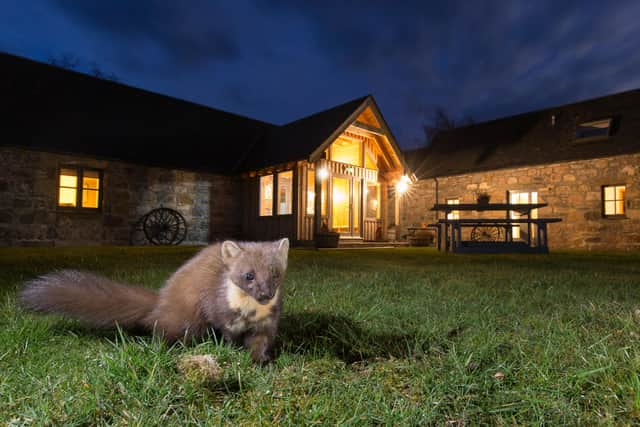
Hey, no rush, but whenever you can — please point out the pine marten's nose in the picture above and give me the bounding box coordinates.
[257,288,274,303]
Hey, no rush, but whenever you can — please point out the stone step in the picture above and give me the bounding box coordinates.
[335,240,409,249]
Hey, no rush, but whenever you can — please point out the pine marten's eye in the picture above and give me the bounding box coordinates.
[244,272,255,281]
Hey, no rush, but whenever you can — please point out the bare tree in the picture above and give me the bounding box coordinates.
[423,107,474,145]
[48,53,119,82]
[48,53,79,70]
[89,62,119,82]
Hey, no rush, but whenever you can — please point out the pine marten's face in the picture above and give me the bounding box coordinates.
[222,239,289,305]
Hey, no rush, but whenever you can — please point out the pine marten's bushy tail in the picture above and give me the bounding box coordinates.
[19,270,159,330]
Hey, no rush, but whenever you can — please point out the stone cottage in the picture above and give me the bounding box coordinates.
[1,53,407,246]
[403,89,640,250]
[3,52,639,250]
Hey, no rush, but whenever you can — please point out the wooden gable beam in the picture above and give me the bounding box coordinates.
[352,121,384,135]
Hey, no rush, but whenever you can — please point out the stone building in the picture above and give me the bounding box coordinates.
[3,52,639,250]
[403,89,640,250]
[1,53,406,246]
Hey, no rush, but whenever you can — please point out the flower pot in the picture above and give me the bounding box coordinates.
[408,229,435,246]
[386,228,397,242]
[315,231,340,248]
[477,194,491,205]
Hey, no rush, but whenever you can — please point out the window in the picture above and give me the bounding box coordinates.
[259,175,273,216]
[277,171,293,215]
[446,198,459,220]
[306,170,315,215]
[509,191,538,240]
[321,177,327,216]
[575,118,611,140]
[364,143,378,170]
[330,138,362,166]
[366,183,381,219]
[58,167,102,209]
[305,170,328,216]
[603,185,625,217]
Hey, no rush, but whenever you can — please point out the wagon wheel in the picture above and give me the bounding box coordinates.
[143,208,187,245]
[470,226,503,242]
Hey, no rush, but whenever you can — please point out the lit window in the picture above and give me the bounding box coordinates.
[306,170,315,215]
[306,169,328,216]
[366,183,381,219]
[58,167,101,209]
[259,175,273,216]
[364,144,378,170]
[321,178,327,216]
[59,168,78,207]
[509,191,538,240]
[277,171,293,215]
[82,170,100,208]
[330,138,362,166]
[603,185,625,217]
[576,118,611,140]
[446,198,459,220]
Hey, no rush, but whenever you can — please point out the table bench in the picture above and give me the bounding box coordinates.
[430,203,562,254]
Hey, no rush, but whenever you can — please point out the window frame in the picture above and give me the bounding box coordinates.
[258,174,274,217]
[602,184,626,219]
[365,181,381,220]
[445,198,460,220]
[57,165,103,212]
[277,170,293,216]
[574,118,612,142]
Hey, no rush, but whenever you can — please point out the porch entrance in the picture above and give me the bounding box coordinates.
[331,176,361,237]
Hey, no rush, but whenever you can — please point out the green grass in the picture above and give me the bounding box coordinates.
[1,246,640,425]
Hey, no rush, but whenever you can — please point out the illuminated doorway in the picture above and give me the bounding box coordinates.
[331,176,361,237]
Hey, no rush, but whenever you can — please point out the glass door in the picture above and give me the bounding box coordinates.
[331,176,362,237]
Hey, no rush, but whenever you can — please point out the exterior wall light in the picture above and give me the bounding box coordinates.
[317,167,329,180]
[396,174,411,194]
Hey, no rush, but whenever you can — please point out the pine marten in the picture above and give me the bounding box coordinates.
[19,238,289,363]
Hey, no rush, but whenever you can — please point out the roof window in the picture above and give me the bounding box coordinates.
[575,118,612,140]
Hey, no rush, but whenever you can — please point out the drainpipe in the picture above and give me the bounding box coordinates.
[433,177,439,221]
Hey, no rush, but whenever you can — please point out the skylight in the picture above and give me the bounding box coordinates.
[575,118,612,140]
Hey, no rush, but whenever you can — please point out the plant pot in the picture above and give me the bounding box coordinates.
[386,228,397,242]
[315,231,340,248]
[408,229,435,246]
[477,195,491,205]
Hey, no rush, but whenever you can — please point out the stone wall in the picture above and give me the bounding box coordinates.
[400,153,640,250]
[0,147,240,246]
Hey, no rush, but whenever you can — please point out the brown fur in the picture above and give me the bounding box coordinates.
[19,238,289,363]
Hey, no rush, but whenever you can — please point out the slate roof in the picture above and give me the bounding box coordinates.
[2,52,378,175]
[1,52,276,173]
[241,96,369,171]
[406,88,640,179]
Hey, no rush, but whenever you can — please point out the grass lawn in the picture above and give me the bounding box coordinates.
[1,246,640,425]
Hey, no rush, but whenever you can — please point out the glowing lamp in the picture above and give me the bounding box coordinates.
[317,167,329,180]
[396,175,411,194]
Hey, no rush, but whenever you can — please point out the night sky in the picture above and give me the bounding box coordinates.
[2,0,640,149]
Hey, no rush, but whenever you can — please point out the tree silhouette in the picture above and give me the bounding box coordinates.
[423,107,474,145]
[47,54,119,82]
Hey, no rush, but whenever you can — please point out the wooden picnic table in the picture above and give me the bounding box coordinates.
[429,203,562,253]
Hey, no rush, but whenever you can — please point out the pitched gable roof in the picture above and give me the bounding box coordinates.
[2,53,405,175]
[240,96,369,171]
[240,95,408,173]
[406,88,640,179]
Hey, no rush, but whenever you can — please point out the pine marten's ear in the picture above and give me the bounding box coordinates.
[221,241,243,263]
[276,238,289,260]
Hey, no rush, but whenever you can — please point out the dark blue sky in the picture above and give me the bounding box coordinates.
[2,0,640,149]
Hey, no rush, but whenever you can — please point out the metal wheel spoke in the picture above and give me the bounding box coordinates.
[140,207,188,245]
